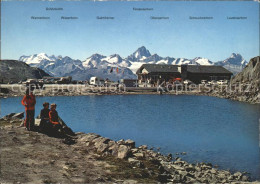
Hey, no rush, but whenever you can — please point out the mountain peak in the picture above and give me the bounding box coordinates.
[38,53,48,56]
[127,46,151,61]
[135,46,151,56]
[88,53,105,60]
[230,53,242,58]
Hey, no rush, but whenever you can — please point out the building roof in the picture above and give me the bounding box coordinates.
[186,65,233,74]
[136,64,179,74]
[136,64,232,75]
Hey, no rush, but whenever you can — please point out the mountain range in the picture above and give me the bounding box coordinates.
[19,46,248,81]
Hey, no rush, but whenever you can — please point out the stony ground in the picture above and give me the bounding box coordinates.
[0,121,162,184]
[1,118,257,184]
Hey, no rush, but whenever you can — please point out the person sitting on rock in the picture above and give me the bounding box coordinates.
[39,102,50,132]
[49,103,63,136]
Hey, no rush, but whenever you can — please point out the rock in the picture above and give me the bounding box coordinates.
[117,139,125,145]
[128,158,138,163]
[131,148,138,154]
[128,158,144,168]
[108,140,116,147]
[124,139,135,148]
[175,157,182,161]
[218,173,226,179]
[233,172,242,179]
[78,133,100,143]
[181,152,187,155]
[97,143,109,153]
[228,175,235,180]
[12,112,24,119]
[93,137,110,146]
[185,166,195,172]
[108,144,119,156]
[0,113,15,120]
[0,112,24,121]
[172,174,181,182]
[186,176,196,183]
[138,145,148,150]
[133,152,144,159]
[178,170,188,177]
[158,173,169,183]
[117,145,131,159]
[167,153,172,160]
[194,171,202,178]
[62,137,76,145]
[241,175,249,181]
[172,165,185,171]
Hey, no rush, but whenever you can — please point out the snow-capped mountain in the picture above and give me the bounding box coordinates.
[215,53,248,74]
[19,53,57,65]
[19,46,248,81]
[126,46,152,62]
[19,54,84,77]
[19,53,136,81]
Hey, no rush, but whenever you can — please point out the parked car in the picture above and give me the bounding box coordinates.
[208,80,217,85]
[217,80,228,85]
[89,77,105,86]
[183,80,192,85]
[201,80,207,85]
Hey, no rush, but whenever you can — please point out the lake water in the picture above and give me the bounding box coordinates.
[1,95,260,179]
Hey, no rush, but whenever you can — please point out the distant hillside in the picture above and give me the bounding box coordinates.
[231,56,260,85]
[216,56,260,103]
[0,60,50,83]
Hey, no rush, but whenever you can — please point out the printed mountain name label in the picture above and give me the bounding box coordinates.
[150,16,169,19]
[46,7,63,11]
[61,16,78,19]
[96,16,114,19]
[31,16,50,19]
[133,8,153,11]
[227,16,247,19]
[189,16,213,19]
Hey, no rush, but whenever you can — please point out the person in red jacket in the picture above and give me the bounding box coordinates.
[21,89,36,131]
[49,103,62,132]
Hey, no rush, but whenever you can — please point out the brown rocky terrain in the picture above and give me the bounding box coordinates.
[0,113,256,183]
[205,56,260,103]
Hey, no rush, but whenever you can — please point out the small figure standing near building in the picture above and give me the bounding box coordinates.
[21,88,36,131]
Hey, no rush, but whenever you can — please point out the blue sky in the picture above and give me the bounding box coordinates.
[1,1,259,62]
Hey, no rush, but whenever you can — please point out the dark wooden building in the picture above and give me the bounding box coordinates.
[136,64,181,85]
[136,64,233,84]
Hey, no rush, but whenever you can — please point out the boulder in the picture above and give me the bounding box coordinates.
[138,145,148,150]
[108,144,119,156]
[0,112,24,121]
[12,112,24,119]
[79,133,100,143]
[131,148,138,154]
[117,139,125,145]
[117,145,131,159]
[97,143,109,153]
[128,158,144,168]
[93,137,110,147]
[124,139,135,148]
[133,152,144,159]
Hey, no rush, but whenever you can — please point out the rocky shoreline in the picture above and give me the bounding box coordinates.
[0,114,257,183]
[1,84,259,105]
